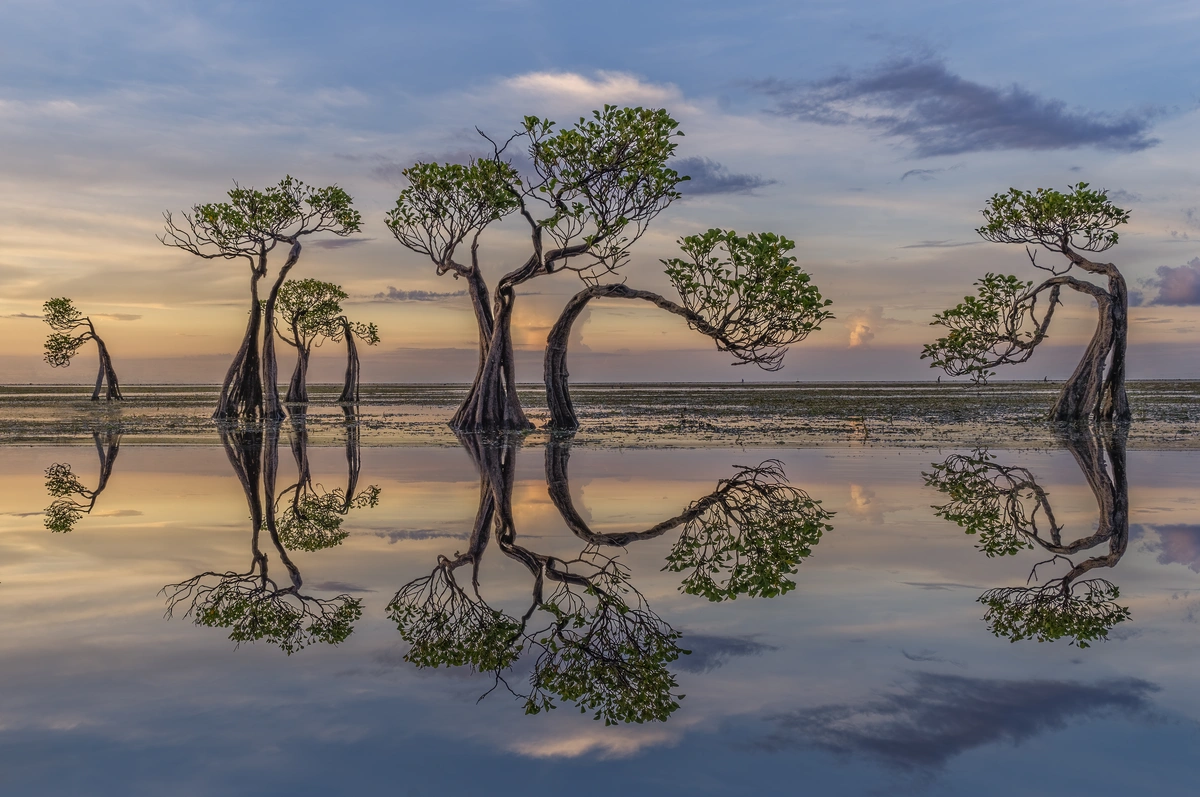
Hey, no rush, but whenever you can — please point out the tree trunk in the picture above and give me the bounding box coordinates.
[1101,272,1131,423]
[338,319,360,404]
[544,284,725,431]
[262,240,303,422]
[86,324,122,402]
[451,285,532,432]
[1049,278,1129,424]
[286,345,310,404]
[214,273,265,420]
[342,406,361,512]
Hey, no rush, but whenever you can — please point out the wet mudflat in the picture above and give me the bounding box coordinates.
[0,391,1198,795]
[1,380,1198,447]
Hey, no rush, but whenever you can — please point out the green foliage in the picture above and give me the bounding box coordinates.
[525,578,685,725]
[43,462,89,533]
[275,278,347,346]
[277,492,349,551]
[979,579,1130,648]
[384,159,520,267]
[42,297,93,368]
[664,461,833,601]
[977,182,1130,253]
[387,565,525,672]
[333,319,380,346]
[921,273,1036,383]
[524,105,685,272]
[42,297,84,331]
[191,579,362,655]
[663,229,833,370]
[276,484,380,552]
[168,175,362,258]
[923,451,1047,557]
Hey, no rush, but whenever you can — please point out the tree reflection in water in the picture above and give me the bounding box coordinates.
[546,440,833,601]
[389,436,832,724]
[162,423,362,654]
[275,410,380,552]
[43,428,122,533]
[925,426,1130,647]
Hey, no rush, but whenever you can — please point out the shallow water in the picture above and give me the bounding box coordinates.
[0,415,1198,795]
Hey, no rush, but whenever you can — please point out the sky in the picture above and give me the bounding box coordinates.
[3,0,1200,383]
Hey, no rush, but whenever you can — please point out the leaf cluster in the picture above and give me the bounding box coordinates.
[977,182,1130,253]
[525,576,684,725]
[43,462,91,533]
[664,229,833,370]
[387,564,525,672]
[163,175,362,262]
[979,579,1130,648]
[922,273,1046,383]
[275,279,348,347]
[664,460,833,600]
[923,450,1053,557]
[384,159,520,271]
[166,572,362,655]
[524,105,685,278]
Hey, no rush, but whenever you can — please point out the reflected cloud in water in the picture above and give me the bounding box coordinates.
[762,672,1159,770]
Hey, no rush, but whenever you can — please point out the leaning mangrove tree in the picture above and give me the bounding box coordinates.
[42,297,122,400]
[922,183,1132,423]
[544,229,833,430]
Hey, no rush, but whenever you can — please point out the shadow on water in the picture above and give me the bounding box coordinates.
[387,433,834,724]
[925,425,1130,647]
[43,428,123,533]
[161,409,379,655]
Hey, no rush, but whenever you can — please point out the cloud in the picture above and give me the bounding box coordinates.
[372,287,468,303]
[1,312,42,319]
[1109,189,1142,204]
[1147,258,1200,305]
[846,306,911,348]
[500,71,679,107]
[901,582,980,590]
[673,156,777,195]
[307,238,375,250]
[93,313,141,321]
[1137,524,1200,572]
[900,164,962,182]
[373,529,468,543]
[761,672,1158,770]
[900,240,979,249]
[673,634,777,673]
[757,57,1160,157]
[305,581,375,593]
[901,649,965,668]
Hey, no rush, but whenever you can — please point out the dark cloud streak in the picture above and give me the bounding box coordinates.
[757,58,1160,157]
[372,287,468,303]
[674,156,777,195]
[760,672,1158,770]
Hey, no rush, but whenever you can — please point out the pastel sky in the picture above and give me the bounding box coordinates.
[3,0,1200,383]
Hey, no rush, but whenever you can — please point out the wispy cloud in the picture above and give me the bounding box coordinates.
[372,287,468,302]
[93,313,141,321]
[757,57,1160,157]
[673,156,777,196]
[308,238,375,250]
[760,672,1158,770]
[1,312,42,319]
[900,240,979,249]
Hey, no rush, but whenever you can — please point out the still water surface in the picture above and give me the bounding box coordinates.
[1,422,1197,795]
